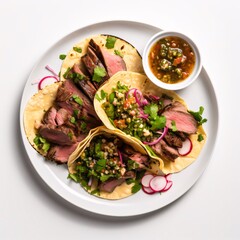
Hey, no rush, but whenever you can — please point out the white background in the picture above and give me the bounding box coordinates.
[1,0,239,239]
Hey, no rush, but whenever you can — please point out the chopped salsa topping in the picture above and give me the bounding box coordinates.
[68,135,147,194]
[149,36,195,84]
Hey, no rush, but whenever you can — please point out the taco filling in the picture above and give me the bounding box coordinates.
[68,133,148,197]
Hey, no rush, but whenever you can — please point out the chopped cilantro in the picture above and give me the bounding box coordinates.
[92,66,106,82]
[95,90,107,102]
[63,67,71,79]
[68,132,73,139]
[144,104,166,130]
[72,94,83,105]
[73,47,82,53]
[100,174,113,182]
[150,115,166,130]
[131,182,142,193]
[198,134,204,142]
[70,116,76,124]
[105,36,117,49]
[67,173,79,182]
[59,54,66,60]
[109,92,115,103]
[33,135,50,153]
[101,89,108,100]
[144,103,158,119]
[73,109,79,117]
[188,106,207,125]
[80,122,87,131]
[171,120,177,132]
[90,189,100,195]
[116,81,129,92]
[114,49,123,57]
[95,93,102,102]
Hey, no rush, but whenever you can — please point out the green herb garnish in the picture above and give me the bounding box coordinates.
[73,47,82,53]
[33,135,50,153]
[197,134,204,142]
[114,49,123,57]
[95,90,108,102]
[70,116,76,124]
[171,120,177,132]
[92,66,107,82]
[72,94,83,105]
[188,106,207,125]
[105,36,117,49]
[67,173,79,182]
[59,54,66,60]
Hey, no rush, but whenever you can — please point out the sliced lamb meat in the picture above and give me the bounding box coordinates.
[81,54,96,76]
[55,108,69,126]
[151,139,179,162]
[129,153,148,165]
[160,140,179,161]
[89,39,127,77]
[164,132,183,148]
[175,131,188,141]
[72,64,97,101]
[39,125,77,146]
[162,110,198,134]
[56,79,98,119]
[42,107,57,126]
[169,101,188,112]
[98,178,125,193]
[47,142,79,163]
[99,49,126,77]
[98,171,135,193]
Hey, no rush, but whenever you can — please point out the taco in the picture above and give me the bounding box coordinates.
[68,126,162,199]
[60,34,144,101]
[94,71,207,174]
[24,34,143,164]
[23,80,101,163]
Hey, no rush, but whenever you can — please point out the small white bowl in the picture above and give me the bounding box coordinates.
[142,31,202,91]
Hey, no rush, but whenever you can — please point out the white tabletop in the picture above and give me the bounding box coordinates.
[1,0,239,239]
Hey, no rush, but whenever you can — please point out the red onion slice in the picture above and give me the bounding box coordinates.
[143,127,168,146]
[38,75,59,90]
[45,65,59,77]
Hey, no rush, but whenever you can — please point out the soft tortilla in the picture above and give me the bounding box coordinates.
[94,71,207,174]
[60,35,144,81]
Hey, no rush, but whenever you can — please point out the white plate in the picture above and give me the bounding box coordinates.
[20,20,219,217]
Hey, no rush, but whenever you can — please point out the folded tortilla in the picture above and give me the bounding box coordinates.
[60,34,144,81]
[94,71,206,174]
[68,126,162,200]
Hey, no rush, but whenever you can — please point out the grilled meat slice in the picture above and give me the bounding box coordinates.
[162,110,198,134]
[72,64,97,101]
[39,125,77,146]
[56,79,97,119]
[98,171,135,193]
[151,139,179,162]
[164,132,183,148]
[47,143,79,163]
[89,39,127,77]
[42,107,57,126]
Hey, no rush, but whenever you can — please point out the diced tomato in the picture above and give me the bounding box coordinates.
[114,119,127,129]
[123,97,136,109]
[173,57,182,66]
